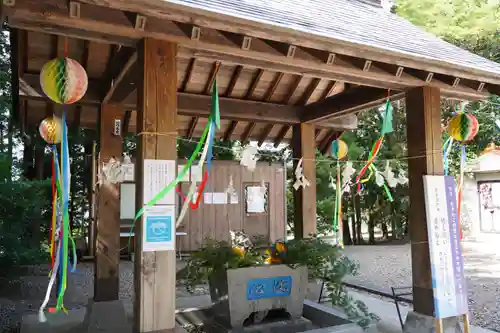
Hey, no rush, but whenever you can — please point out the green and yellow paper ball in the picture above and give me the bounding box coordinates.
[331,139,348,160]
[40,57,88,105]
[447,113,479,142]
[39,116,63,144]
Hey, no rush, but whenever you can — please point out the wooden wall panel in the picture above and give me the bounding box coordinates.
[176,160,286,251]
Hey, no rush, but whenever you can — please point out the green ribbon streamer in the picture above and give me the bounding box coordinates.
[381,99,393,136]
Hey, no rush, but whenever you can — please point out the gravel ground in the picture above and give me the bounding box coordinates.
[343,242,500,332]
[1,242,499,332]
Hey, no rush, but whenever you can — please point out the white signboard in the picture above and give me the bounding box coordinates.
[212,192,228,205]
[423,175,468,319]
[122,163,134,181]
[120,183,136,219]
[143,160,176,205]
[204,192,213,204]
[143,205,176,252]
[246,186,266,213]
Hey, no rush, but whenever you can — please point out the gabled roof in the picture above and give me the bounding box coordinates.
[166,0,500,80]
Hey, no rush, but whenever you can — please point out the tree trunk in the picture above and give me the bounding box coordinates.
[381,222,389,240]
[22,139,34,179]
[350,190,357,244]
[391,217,397,240]
[7,110,13,182]
[354,192,363,243]
[368,213,375,244]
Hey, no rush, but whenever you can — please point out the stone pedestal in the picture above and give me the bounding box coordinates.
[209,265,308,328]
[21,308,86,333]
[84,299,131,333]
[404,311,465,333]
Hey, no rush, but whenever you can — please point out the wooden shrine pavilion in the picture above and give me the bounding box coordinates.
[2,0,500,332]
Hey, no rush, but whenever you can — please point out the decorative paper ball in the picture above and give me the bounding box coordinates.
[40,58,88,104]
[39,116,63,144]
[447,113,479,142]
[331,139,348,159]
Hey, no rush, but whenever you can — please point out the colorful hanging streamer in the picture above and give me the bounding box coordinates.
[355,99,393,193]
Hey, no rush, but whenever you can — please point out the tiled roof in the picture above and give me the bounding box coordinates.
[166,0,500,76]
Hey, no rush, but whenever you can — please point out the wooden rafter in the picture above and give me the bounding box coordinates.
[225,65,242,97]
[222,121,237,141]
[319,130,338,154]
[204,61,220,94]
[245,69,263,99]
[283,75,302,104]
[321,81,342,100]
[5,1,493,99]
[298,78,321,105]
[186,117,198,140]
[264,72,284,102]
[101,46,136,103]
[257,124,274,146]
[314,128,322,139]
[181,58,196,92]
[273,125,290,148]
[241,123,256,143]
[223,65,242,138]
[122,110,132,134]
[302,86,404,123]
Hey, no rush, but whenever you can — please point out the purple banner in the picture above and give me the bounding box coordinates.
[444,176,468,316]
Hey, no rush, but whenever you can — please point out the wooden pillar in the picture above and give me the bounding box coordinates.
[292,123,317,239]
[406,86,443,316]
[134,38,177,333]
[94,104,123,301]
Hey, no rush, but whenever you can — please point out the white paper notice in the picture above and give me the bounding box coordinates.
[246,186,265,213]
[204,192,213,204]
[212,192,228,205]
[122,163,135,181]
[230,193,239,204]
[191,165,203,182]
[178,165,189,182]
[143,160,176,205]
[143,205,176,252]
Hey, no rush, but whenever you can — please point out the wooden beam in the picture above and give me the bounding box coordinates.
[241,122,256,143]
[8,0,495,98]
[222,121,237,141]
[273,125,290,148]
[301,86,404,122]
[122,110,132,134]
[245,69,263,99]
[292,123,316,239]
[405,86,443,317]
[225,65,242,97]
[318,130,337,154]
[180,58,196,92]
[204,61,220,94]
[257,124,274,146]
[186,117,198,139]
[264,72,284,102]
[102,49,138,103]
[298,78,321,105]
[94,103,123,302]
[135,38,177,332]
[321,81,342,100]
[283,75,302,104]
